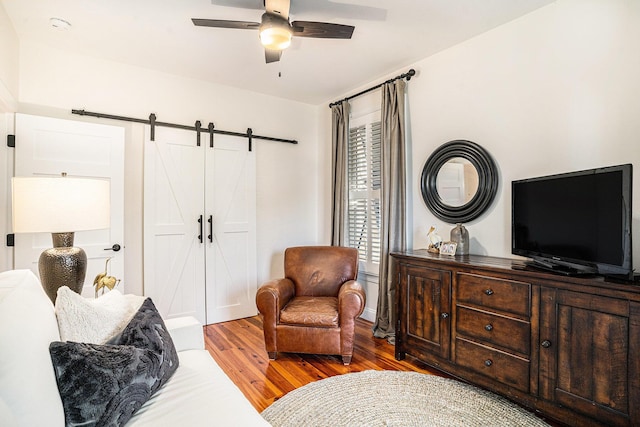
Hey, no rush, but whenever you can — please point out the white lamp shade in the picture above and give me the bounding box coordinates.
[12,176,110,233]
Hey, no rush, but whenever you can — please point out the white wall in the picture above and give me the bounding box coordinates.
[0,3,18,110]
[320,0,640,289]
[14,41,319,294]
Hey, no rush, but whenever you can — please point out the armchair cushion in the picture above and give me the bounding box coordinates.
[280,297,339,327]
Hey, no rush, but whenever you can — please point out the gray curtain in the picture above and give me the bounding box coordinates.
[331,102,350,246]
[373,79,407,343]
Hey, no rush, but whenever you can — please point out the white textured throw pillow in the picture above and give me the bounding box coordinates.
[55,287,141,344]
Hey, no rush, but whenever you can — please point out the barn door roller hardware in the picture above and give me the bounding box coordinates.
[71,109,298,150]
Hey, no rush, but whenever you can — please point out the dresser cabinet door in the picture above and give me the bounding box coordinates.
[397,264,452,361]
[540,288,640,426]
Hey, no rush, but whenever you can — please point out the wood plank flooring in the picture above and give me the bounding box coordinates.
[203,316,562,426]
[203,316,445,412]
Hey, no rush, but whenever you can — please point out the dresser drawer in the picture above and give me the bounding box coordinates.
[456,273,530,317]
[455,338,530,393]
[456,305,530,355]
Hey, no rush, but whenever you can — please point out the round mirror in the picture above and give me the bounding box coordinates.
[435,157,479,207]
[421,140,498,223]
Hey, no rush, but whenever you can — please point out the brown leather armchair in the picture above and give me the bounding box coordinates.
[256,246,366,365]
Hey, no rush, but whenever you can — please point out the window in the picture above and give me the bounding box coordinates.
[347,112,381,274]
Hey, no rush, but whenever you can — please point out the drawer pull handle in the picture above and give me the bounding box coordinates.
[484,289,494,296]
[484,359,493,367]
[441,312,449,319]
[541,340,552,348]
[484,324,493,332]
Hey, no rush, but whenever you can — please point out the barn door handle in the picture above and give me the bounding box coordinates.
[207,215,213,242]
[104,244,121,252]
[198,215,203,243]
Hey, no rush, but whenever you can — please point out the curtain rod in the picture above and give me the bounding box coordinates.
[328,68,416,108]
[71,109,298,149]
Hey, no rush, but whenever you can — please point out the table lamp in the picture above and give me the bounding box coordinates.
[11,174,110,303]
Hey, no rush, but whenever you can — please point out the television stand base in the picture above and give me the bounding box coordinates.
[605,273,640,285]
[524,260,596,277]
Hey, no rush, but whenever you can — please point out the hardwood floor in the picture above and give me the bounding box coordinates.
[203,316,445,412]
[203,316,563,426]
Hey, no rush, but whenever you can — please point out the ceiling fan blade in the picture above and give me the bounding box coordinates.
[265,0,290,20]
[291,21,355,39]
[265,49,282,63]
[192,18,260,30]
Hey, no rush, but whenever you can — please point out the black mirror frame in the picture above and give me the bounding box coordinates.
[420,140,499,223]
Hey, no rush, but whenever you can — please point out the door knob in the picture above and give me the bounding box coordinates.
[104,244,121,252]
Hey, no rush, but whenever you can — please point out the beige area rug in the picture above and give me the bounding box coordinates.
[261,370,550,427]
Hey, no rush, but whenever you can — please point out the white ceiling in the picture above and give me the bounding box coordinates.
[1,0,555,105]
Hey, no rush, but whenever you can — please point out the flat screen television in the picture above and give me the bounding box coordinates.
[512,164,633,279]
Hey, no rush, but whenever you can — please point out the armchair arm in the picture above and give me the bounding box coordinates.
[256,278,295,324]
[256,278,295,357]
[338,280,366,323]
[338,280,366,364]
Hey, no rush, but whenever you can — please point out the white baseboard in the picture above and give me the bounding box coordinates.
[360,307,376,323]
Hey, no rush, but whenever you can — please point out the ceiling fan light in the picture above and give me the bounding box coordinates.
[259,13,292,50]
[260,26,292,50]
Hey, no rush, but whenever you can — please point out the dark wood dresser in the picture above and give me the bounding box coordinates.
[393,250,640,427]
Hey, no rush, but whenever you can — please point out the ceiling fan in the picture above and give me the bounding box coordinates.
[192,0,355,63]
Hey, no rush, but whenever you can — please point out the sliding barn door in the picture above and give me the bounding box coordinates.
[144,127,257,325]
[13,114,125,296]
[205,135,257,323]
[143,127,206,323]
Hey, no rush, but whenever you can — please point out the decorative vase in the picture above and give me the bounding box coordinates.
[450,223,469,256]
[39,232,87,303]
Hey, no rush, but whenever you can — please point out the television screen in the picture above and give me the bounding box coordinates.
[512,164,633,278]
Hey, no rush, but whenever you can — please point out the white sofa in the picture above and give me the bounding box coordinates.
[0,269,271,427]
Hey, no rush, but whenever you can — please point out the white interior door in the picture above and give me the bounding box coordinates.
[436,162,466,206]
[143,126,206,323]
[13,114,125,296]
[205,135,257,323]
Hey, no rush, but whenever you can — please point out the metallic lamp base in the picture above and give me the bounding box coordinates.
[39,232,87,304]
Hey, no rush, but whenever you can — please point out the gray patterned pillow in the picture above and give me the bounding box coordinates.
[49,298,178,427]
